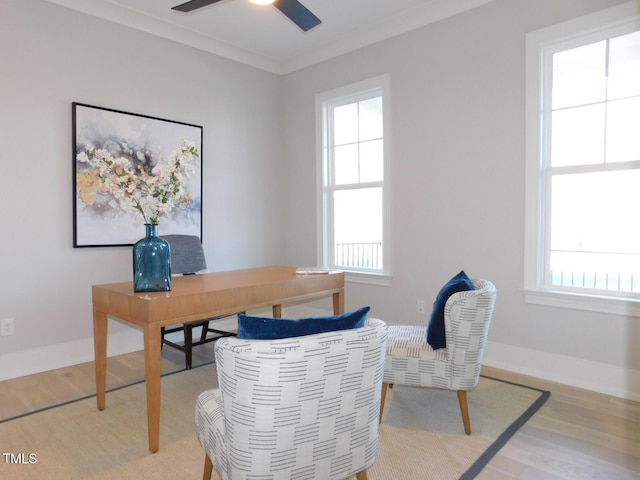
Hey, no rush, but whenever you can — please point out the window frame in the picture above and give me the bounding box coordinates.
[524,1,640,316]
[316,75,392,285]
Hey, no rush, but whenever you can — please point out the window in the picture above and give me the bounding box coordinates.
[524,2,640,315]
[316,75,391,284]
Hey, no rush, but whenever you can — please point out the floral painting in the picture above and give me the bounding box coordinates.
[73,103,203,247]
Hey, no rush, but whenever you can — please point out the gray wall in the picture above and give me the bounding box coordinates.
[1,0,638,400]
[281,0,639,400]
[0,0,285,378]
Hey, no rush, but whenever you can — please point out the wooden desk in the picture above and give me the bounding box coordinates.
[92,265,345,453]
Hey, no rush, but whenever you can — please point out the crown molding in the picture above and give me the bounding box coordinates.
[44,0,282,73]
[44,0,496,75]
[281,0,496,74]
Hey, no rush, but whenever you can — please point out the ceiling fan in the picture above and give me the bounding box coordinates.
[171,0,321,32]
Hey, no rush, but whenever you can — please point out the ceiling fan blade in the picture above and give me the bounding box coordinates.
[274,0,321,32]
[171,0,224,13]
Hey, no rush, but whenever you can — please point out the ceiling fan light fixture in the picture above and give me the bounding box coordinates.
[172,0,321,32]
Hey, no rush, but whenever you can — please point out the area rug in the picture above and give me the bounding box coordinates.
[0,364,548,479]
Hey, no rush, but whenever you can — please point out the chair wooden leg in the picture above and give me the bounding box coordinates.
[184,324,193,370]
[200,321,210,342]
[203,454,213,480]
[457,390,472,435]
[356,469,368,480]
[379,383,389,423]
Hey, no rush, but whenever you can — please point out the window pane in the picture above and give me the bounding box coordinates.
[320,78,388,276]
[333,103,358,146]
[550,170,640,292]
[551,104,605,166]
[552,41,606,109]
[333,188,382,269]
[359,97,383,141]
[334,144,359,185]
[360,139,384,182]
[608,30,640,100]
[606,97,640,162]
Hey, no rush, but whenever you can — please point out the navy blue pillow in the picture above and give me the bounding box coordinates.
[237,306,370,340]
[426,271,474,350]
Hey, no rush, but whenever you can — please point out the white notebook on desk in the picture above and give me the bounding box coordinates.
[296,267,331,275]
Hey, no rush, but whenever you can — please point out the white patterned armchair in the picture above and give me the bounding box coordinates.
[380,279,496,434]
[196,318,388,480]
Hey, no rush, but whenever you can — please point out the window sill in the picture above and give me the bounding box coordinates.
[522,287,640,318]
[344,271,393,286]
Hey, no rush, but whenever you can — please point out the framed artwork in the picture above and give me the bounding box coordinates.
[72,102,203,247]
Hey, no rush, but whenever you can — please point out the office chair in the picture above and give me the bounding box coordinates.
[161,234,237,369]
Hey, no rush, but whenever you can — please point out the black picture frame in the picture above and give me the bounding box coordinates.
[72,102,203,247]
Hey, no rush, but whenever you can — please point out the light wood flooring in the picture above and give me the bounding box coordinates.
[1,344,639,479]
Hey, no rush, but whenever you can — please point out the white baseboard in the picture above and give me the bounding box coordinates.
[484,340,640,402]
[0,329,144,382]
[9,314,635,402]
[0,308,322,382]
[0,316,241,382]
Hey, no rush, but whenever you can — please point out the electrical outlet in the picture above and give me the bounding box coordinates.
[417,300,426,315]
[1,318,15,336]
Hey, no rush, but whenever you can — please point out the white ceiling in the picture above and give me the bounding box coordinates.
[44,0,495,74]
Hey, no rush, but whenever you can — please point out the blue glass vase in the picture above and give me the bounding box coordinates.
[133,224,172,292]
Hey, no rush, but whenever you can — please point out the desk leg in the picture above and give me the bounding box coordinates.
[333,288,344,314]
[93,308,108,411]
[272,304,282,318]
[144,324,162,453]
